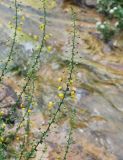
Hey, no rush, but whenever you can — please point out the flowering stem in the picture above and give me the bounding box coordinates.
[25,7,77,160]
[0,0,18,82]
[8,0,47,122]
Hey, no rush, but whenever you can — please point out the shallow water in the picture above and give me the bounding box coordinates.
[0,0,123,159]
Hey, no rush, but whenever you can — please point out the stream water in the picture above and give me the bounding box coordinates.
[0,0,123,159]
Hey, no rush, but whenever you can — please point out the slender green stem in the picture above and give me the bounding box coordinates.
[63,128,72,160]
[63,108,76,160]
[0,0,18,82]
[14,80,35,138]
[25,7,77,160]
[8,0,47,122]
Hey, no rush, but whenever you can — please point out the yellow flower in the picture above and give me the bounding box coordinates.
[22,107,25,110]
[36,45,40,50]
[44,34,50,40]
[20,22,23,25]
[58,93,64,99]
[0,111,4,116]
[58,86,62,90]
[49,33,53,37]
[39,24,45,30]
[21,16,25,21]
[16,136,19,141]
[47,46,52,52]
[58,77,62,82]
[8,21,13,28]
[30,121,33,125]
[71,90,75,95]
[69,80,73,85]
[56,156,61,160]
[12,16,16,20]
[71,90,76,98]
[48,101,54,109]
[8,21,12,26]
[33,35,39,41]
[0,137,4,143]
[20,123,23,127]
[32,101,36,106]
[28,109,32,113]
[20,104,24,108]
[17,27,22,32]
[2,123,6,128]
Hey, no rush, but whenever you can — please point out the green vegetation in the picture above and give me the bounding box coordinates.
[1,0,122,159]
[0,0,78,159]
[97,0,123,41]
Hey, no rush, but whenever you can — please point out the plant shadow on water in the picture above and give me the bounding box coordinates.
[0,0,123,159]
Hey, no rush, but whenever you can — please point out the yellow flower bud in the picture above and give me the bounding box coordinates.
[8,21,13,28]
[0,137,4,142]
[30,121,33,125]
[49,33,53,37]
[12,16,16,20]
[58,93,64,99]
[44,34,50,40]
[28,109,32,113]
[2,123,6,128]
[47,46,52,52]
[8,21,12,26]
[71,90,75,95]
[39,24,45,30]
[48,101,54,109]
[21,16,25,21]
[20,123,23,127]
[69,80,73,84]
[17,27,22,32]
[20,104,24,108]
[16,137,20,141]
[71,90,76,98]
[0,111,4,116]
[33,35,39,41]
[58,77,62,82]
[58,86,62,90]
